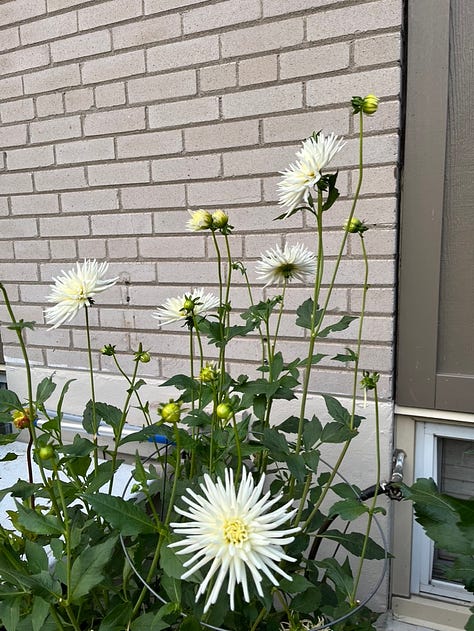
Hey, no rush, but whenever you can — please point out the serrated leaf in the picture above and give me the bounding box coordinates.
[318,315,357,338]
[276,415,300,434]
[299,353,327,367]
[7,319,35,331]
[31,597,50,631]
[35,376,56,407]
[320,422,357,443]
[322,530,388,560]
[262,428,289,460]
[0,389,22,413]
[445,556,474,592]
[332,347,358,363]
[303,416,322,448]
[279,573,314,594]
[70,536,118,602]
[83,493,156,535]
[295,298,323,330]
[95,402,122,429]
[25,540,49,573]
[328,498,368,521]
[119,423,166,445]
[0,598,20,631]
[98,602,133,631]
[285,453,306,482]
[317,557,353,598]
[14,502,62,535]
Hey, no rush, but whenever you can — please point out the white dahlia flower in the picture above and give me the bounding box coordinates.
[256,243,316,286]
[152,288,220,326]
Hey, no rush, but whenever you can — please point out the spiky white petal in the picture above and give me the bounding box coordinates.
[186,209,213,232]
[152,288,220,326]
[278,133,345,213]
[256,243,316,286]
[44,260,118,329]
[169,468,300,613]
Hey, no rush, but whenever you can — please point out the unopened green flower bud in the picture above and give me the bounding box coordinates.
[38,445,55,460]
[216,402,233,420]
[101,344,116,356]
[183,298,195,311]
[344,217,368,234]
[362,94,379,115]
[159,399,182,424]
[361,370,380,390]
[199,362,218,383]
[212,209,229,229]
[134,349,151,363]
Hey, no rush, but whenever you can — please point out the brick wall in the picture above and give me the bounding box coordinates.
[0,0,402,401]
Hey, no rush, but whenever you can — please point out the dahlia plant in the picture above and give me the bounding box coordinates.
[0,95,390,631]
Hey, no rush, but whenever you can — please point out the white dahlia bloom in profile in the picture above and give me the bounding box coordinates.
[44,260,118,329]
[169,468,300,613]
[152,288,220,326]
[278,133,345,213]
[256,243,316,286]
[186,209,213,232]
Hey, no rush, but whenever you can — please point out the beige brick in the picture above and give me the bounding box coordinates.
[156,260,216,284]
[34,167,87,191]
[64,87,94,112]
[112,14,181,49]
[84,107,145,136]
[238,55,277,86]
[0,0,46,27]
[1,98,34,124]
[107,237,138,259]
[222,84,302,119]
[354,33,402,66]
[185,120,259,152]
[307,0,402,41]
[88,161,149,186]
[0,197,9,216]
[223,145,297,177]
[145,0,202,12]
[0,76,23,99]
[128,69,197,104]
[82,50,145,85]
[77,238,107,259]
[0,217,37,238]
[149,96,219,129]
[0,123,27,147]
[40,214,89,237]
[36,93,64,117]
[363,99,400,133]
[139,235,205,258]
[188,179,261,206]
[51,30,111,63]
[30,116,81,144]
[280,42,349,79]
[78,0,142,30]
[15,239,49,260]
[200,63,236,92]
[95,83,126,108]
[7,145,55,170]
[152,155,221,182]
[350,287,395,314]
[56,138,115,165]
[117,130,182,159]
[183,0,260,34]
[349,228,397,257]
[61,189,119,213]
[24,65,81,94]
[0,173,33,194]
[263,109,349,143]
[108,261,156,283]
[147,35,219,73]
[333,134,399,169]
[0,262,38,281]
[91,212,152,235]
[221,18,304,58]
[0,44,49,76]
[121,184,185,209]
[20,12,77,45]
[356,165,397,196]
[153,210,187,233]
[306,67,400,107]
[262,0,339,16]
[0,26,20,52]
[12,193,59,215]
[47,0,93,9]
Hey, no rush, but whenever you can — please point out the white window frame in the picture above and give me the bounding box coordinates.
[411,421,474,603]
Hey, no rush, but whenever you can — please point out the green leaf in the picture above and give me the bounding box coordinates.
[180,616,203,631]
[60,434,95,457]
[35,376,56,407]
[25,540,49,573]
[262,428,289,460]
[119,423,165,445]
[303,416,322,449]
[285,453,306,482]
[70,536,118,602]
[322,530,387,560]
[83,493,156,535]
[14,502,62,535]
[299,353,327,367]
[0,598,20,631]
[303,450,320,473]
[321,421,357,443]
[0,451,18,461]
[95,402,122,429]
[318,315,357,338]
[21,571,62,602]
[295,298,323,330]
[445,555,474,592]
[317,557,353,598]
[290,586,322,614]
[279,573,314,594]
[31,597,50,631]
[0,389,23,413]
[82,399,94,434]
[131,611,171,631]
[328,498,368,521]
[277,415,300,433]
[98,603,133,631]
[7,319,36,332]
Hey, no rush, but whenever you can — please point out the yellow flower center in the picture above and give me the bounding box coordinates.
[223,517,249,544]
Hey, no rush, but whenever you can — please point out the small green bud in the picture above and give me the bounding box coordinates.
[212,209,229,229]
[216,402,232,420]
[344,217,368,234]
[159,399,182,424]
[101,344,116,356]
[134,349,151,363]
[361,370,380,390]
[362,94,379,115]
[199,362,218,383]
[183,298,194,311]
[38,445,54,460]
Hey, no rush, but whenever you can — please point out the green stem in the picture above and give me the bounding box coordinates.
[231,413,242,482]
[249,606,267,631]
[350,383,381,604]
[112,354,152,426]
[84,306,99,473]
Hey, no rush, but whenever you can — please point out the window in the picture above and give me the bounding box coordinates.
[411,422,474,603]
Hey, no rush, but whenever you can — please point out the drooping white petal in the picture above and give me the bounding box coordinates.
[44,260,118,330]
[169,468,300,613]
[152,288,220,326]
[256,243,316,287]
